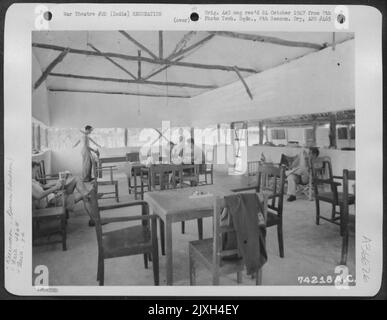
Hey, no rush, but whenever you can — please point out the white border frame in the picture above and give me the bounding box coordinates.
[3,3,383,296]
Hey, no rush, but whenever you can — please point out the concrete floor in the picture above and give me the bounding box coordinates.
[32,171,355,286]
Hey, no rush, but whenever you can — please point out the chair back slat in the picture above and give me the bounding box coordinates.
[219,249,239,257]
[39,160,47,184]
[256,163,285,216]
[343,170,356,196]
[312,157,338,198]
[219,226,234,233]
[148,164,182,190]
[347,170,356,181]
[126,152,140,162]
[312,156,332,180]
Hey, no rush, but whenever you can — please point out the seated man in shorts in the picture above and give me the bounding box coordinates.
[32,161,93,211]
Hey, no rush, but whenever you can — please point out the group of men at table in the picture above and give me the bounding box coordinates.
[32,124,320,211]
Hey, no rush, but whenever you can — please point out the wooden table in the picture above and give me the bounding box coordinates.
[97,155,128,178]
[144,184,233,285]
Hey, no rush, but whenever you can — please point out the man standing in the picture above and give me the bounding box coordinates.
[73,125,101,182]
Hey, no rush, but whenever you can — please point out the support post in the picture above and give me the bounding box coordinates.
[259,122,264,145]
[159,31,163,59]
[312,122,318,146]
[137,50,142,80]
[124,128,128,147]
[329,113,337,149]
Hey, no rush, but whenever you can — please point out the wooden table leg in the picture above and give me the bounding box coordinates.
[134,170,138,200]
[98,160,103,178]
[197,218,203,240]
[165,216,173,285]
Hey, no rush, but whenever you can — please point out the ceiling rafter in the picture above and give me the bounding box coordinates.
[87,43,136,79]
[48,88,191,98]
[34,48,70,89]
[169,31,197,57]
[233,66,253,100]
[118,30,158,59]
[158,31,163,59]
[144,33,215,80]
[143,56,185,80]
[168,34,215,60]
[48,72,218,90]
[137,50,142,79]
[32,42,258,74]
[208,31,325,50]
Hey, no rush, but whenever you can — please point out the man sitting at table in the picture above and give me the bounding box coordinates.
[182,138,204,164]
[285,147,319,202]
[32,161,92,211]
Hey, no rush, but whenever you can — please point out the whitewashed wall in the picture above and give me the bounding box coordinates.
[48,92,192,128]
[188,40,354,126]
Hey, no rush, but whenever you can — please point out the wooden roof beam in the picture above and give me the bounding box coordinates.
[32,42,258,74]
[169,31,196,57]
[209,31,324,50]
[87,43,136,79]
[158,31,163,59]
[137,50,142,79]
[144,35,214,80]
[34,47,69,89]
[48,72,218,90]
[48,88,191,98]
[233,66,253,100]
[168,34,215,60]
[143,56,185,80]
[118,30,158,59]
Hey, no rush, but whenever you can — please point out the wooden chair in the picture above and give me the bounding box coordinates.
[34,160,59,184]
[32,191,67,251]
[145,164,184,256]
[94,165,119,202]
[149,164,181,190]
[126,152,140,162]
[301,156,331,201]
[198,163,214,185]
[188,194,268,285]
[181,164,200,187]
[139,167,152,200]
[232,163,286,258]
[178,164,206,237]
[247,160,260,186]
[85,188,159,286]
[340,170,355,265]
[125,153,141,197]
[312,159,354,232]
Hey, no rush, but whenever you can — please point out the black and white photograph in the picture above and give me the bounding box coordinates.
[31,30,356,286]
